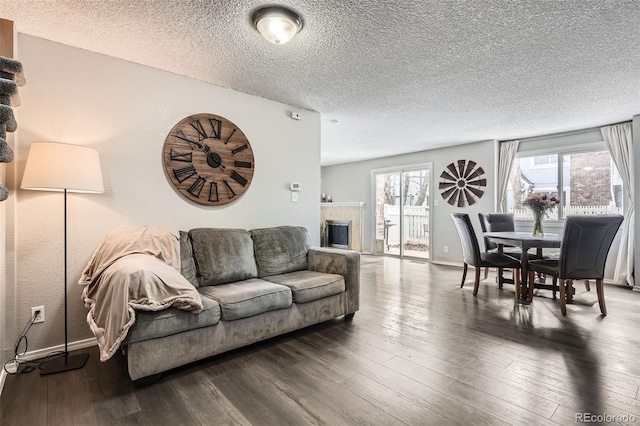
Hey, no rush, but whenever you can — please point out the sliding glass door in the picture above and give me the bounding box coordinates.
[373,164,431,259]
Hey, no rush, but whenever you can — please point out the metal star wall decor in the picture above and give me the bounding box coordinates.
[439,160,486,207]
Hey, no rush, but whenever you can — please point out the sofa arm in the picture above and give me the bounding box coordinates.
[308,247,360,315]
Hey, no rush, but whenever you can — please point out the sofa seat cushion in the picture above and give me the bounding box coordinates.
[198,279,292,321]
[264,271,345,303]
[189,228,258,286]
[125,296,221,344]
[250,226,311,277]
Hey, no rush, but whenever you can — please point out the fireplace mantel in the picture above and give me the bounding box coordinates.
[321,202,365,252]
[321,202,366,207]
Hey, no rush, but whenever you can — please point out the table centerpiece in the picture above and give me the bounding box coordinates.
[523,193,559,237]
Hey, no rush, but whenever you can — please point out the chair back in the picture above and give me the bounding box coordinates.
[478,213,515,251]
[559,215,624,280]
[451,213,482,266]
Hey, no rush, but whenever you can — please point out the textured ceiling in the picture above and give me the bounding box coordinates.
[3,1,640,165]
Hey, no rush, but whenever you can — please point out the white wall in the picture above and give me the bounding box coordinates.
[5,34,321,355]
[633,114,640,292]
[321,140,496,265]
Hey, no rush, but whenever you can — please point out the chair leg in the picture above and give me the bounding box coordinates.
[473,267,481,296]
[498,267,504,289]
[484,267,489,280]
[527,270,535,301]
[460,263,468,288]
[566,280,574,303]
[552,277,558,299]
[559,279,567,316]
[595,279,607,316]
[584,280,591,291]
[514,268,521,299]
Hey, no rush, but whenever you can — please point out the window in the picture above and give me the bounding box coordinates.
[507,146,623,220]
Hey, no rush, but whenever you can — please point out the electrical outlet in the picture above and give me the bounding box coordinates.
[443,246,449,254]
[31,306,45,324]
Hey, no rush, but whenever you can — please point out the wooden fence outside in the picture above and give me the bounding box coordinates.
[383,205,429,246]
[511,205,623,220]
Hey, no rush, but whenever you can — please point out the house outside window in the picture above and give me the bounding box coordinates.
[530,154,558,169]
[507,146,623,220]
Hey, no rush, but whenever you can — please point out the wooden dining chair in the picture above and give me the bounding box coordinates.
[526,215,623,316]
[451,213,521,297]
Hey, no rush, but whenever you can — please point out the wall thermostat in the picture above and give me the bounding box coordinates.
[290,182,302,191]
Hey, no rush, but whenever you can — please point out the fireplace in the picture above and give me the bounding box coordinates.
[326,220,351,249]
[321,202,364,252]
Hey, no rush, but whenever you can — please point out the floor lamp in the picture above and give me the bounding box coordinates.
[21,141,104,375]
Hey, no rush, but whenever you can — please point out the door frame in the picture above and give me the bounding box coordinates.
[370,162,433,259]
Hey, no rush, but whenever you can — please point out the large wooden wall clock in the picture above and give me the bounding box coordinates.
[163,113,254,205]
[439,159,486,207]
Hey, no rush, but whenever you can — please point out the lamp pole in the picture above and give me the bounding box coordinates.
[40,189,90,374]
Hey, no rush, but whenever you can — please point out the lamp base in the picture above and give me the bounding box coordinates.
[40,353,89,375]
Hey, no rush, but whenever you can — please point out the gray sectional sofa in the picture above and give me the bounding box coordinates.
[123,226,360,386]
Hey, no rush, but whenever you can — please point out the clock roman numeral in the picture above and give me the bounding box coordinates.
[175,130,199,149]
[209,118,222,139]
[223,180,236,199]
[234,160,252,169]
[190,119,207,141]
[230,171,248,187]
[232,144,248,155]
[170,148,192,162]
[223,128,236,144]
[188,175,207,197]
[173,165,197,183]
[209,181,219,202]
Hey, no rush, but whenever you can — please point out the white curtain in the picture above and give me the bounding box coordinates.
[601,122,634,287]
[497,140,519,212]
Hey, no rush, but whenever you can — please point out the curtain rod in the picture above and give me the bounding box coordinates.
[500,119,632,144]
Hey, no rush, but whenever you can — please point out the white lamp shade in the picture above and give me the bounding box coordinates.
[21,142,104,193]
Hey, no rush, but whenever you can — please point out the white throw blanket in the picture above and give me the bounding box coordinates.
[80,226,202,361]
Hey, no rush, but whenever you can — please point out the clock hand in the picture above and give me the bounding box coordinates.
[175,131,225,169]
[200,142,226,169]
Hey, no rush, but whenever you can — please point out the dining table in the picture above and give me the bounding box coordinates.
[481,231,562,300]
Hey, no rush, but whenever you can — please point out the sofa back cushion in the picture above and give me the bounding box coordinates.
[179,231,199,288]
[250,226,310,277]
[189,228,258,286]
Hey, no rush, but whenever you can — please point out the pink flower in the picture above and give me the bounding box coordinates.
[522,192,558,216]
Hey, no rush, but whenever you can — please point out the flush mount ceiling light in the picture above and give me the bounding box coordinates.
[252,6,303,45]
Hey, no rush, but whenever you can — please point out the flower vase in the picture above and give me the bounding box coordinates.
[532,210,544,237]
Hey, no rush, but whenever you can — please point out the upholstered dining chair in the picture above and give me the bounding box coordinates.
[478,213,521,257]
[479,212,549,287]
[526,215,623,316]
[478,212,524,284]
[451,213,521,297]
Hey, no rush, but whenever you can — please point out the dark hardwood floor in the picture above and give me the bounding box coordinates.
[2,255,640,425]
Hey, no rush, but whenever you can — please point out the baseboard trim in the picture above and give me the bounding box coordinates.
[16,337,98,362]
[0,369,7,397]
[0,337,97,397]
[431,260,464,268]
